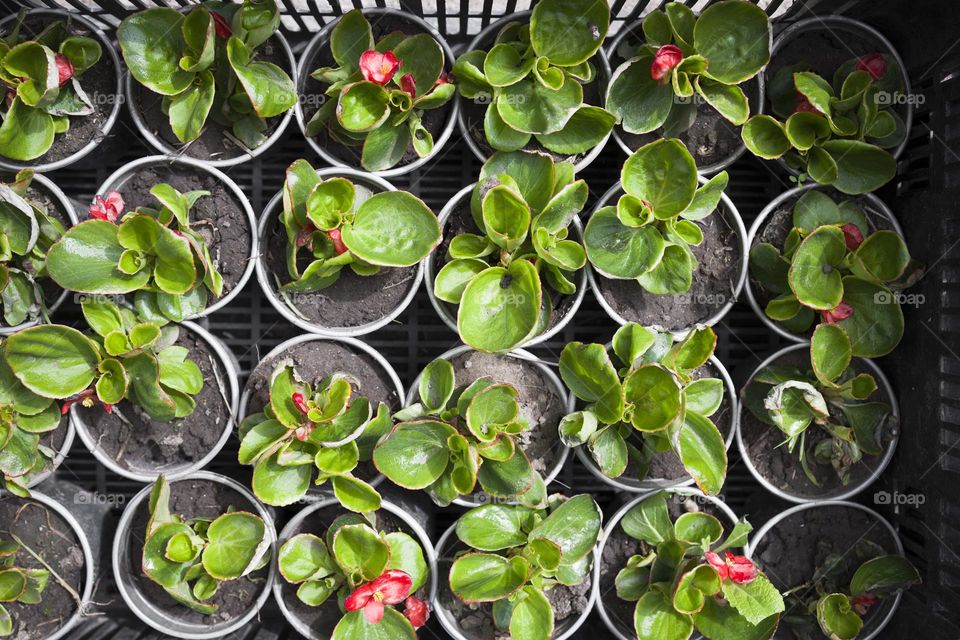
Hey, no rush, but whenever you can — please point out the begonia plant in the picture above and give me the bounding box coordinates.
[0,534,50,637]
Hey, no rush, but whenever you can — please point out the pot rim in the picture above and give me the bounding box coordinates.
[112,470,278,639]
[272,494,439,640]
[425,182,589,349]
[434,518,598,640]
[744,183,904,344]
[745,499,904,640]
[735,342,900,504]
[25,416,75,489]
[604,17,767,176]
[0,9,123,173]
[125,30,296,168]
[0,172,80,335]
[458,10,613,173]
[402,344,574,508]
[589,177,748,334]
[96,154,259,319]
[593,487,737,640]
[576,353,738,493]
[294,8,460,178]
[255,166,424,337]
[70,320,241,483]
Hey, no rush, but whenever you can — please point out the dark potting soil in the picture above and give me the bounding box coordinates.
[108,165,252,298]
[594,200,742,330]
[133,35,292,163]
[77,328,231,475]
[279,504,431,634]
[126,479,267,626]
[301,13,453,169]
[0,495,86,640]
[2,16,117,166]
[752,504,897,640]
[740,350,894,498]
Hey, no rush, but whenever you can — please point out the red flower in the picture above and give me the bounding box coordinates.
[89,191,124,223]
[211,11,232,39]
[61,388,110,415]
[399,73,416,97]
[359,50,401,85]
[54,54,74,87]
[403,595,429,629]
[650,45,683,82]
[856,53,887,81]
[328,228,348,255]
[292,392,309,415]
[851,593,878,615]
[705,551,759,585]
[345,570,413,624]
[821,301,854,324]
[842,223,864,251]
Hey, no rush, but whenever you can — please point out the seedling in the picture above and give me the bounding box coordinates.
[453,0,615,155]
[743,325,895,487]
[448,494,602,640]
[749,189,919,357]
[278,159,441,295]
[305,10,455,172]
[0,10,104,161]
[0,536,50,637]
[584,139,728,295]
[606,1,770,140]
[559,323,728,495]
[47,183,224,322]
[614,492,784,640]
[278,516,430,637]
[117,0,296,150]
[141,476,270,614]
[238,360,391,513]
[373,357,547,507]
[0,170,66,327]
[434,150,587,352]
[742,54,906,194]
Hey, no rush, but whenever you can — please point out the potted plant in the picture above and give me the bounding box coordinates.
[436,494,602,640]
[373,345,572,508]
[595,489,784,640]
[746,186,919,357]
[256,159,440,336]
[117,0,296,167]
[605,0,770,174]
[559,323,731,496]
[0,170,78,334]
[112,472,276,639]
[748,501,917,640]
[296,8,458,175]
[274,497,436,639]
[585,138,747,331]
[741,17,911,194]
[0,488,95,640]
[738,339,898,502]
[0,9,122,171]
[427,150,588,352]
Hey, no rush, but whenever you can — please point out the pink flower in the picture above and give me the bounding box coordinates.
[851,593,878,615]
[399,73,416,97]
[650,45,683,83]
[89,191,124,223]
[705,551,759,585]
[327,228,348,255]
[360,50,401,85]
[403,595,429,629]
[842,223,864,251]
[211,12,232,39]
[54,54,73,87]
[856,53,887,81]
[345,570,413,624]
[821,301,854,324]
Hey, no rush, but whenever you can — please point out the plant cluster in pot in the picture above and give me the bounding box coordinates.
[585,139,747,332]
[605,0,770,175]
[117,0,297,166]
[559,323,733,496]
[113,474,276,639]
[747,186,919,357]
[297,8,458,176]
[738,337,898,503]
[0,9,122,171]
[427,150,588,352]
[274,497,436,640]
[453,0,615,172]
[595,489,785,640]
[748,501,919,640]
[257,159,440,336]
[436,494,602,640]
[373,345,572,508]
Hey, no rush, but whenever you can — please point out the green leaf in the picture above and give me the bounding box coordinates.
[392,34,444,98]
[332,524,389,583]
[584,206,664,279]
[497,75,582,135]
[373,420,456,489]
[0,98,55,161]
[449,552,529,603]
[849,555,920,596]
[465,384,519,441]
[674,512,724,546]
[528,494,601,564]
[634,589,694,640]
[810,323,851,386]
[623,365,682,432]
[621,492,674,545]
[331,10,373,69]
[168,70,215,143]
[458,261,541,353]
[475,151,556,214]
[558,410,598,447]
[419,358,455,413]
[606,55,674,134]
[484,103,533,151]
[622,139,698,219]
[836,276,904,357]
[684,378,724,417]
[741,115,790,159]
[612,323,656,368]
[510,586,554,640]
[456,504,532,551]
[47,220,151,294]
[678,411,728,495]
[590,425,628,477]
[559,341,625,424]
[385,532,429,592]
[278,533,335,584]
[434,258,488,304]
[696,78,749,126]
[693,597,780,640]
[784,112,831,151]
[817,593,862,640]
[118,8,194,95]
[361,120,411,172]
[819,140,896,195]
[477,448,535,498]
[202,512,267,580]
[662,326,717,372]
[484,43,535,88]
[331,607,416,640]
[695,1,769,84]
[673,564,721,614]
[537,105,616,155]
[788,225,846,310]
[0,569,26,603]
[529,0,609,66]
[226,36,296,119]
[852,230,910,282]
[721,574,785,626]
[341,192,440,266]
[5,325,100,398]
[253,452,312,506]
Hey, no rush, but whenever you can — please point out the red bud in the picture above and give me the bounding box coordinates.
[856,53,887,81]
[292,392,309,415]
[651,45,683,82]
[399,73,416,97]
[403,595,429,629]
[328,228,348,255]
[841,223,864,251]
[211,12,232,39]
[54,53,74,87]
[822,301,854,324]
[851,594,878,615]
